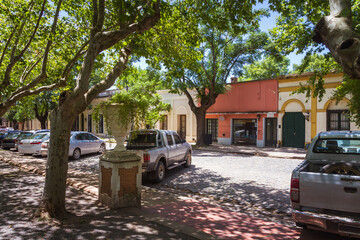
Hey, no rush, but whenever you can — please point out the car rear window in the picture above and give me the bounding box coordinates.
[128,132,157,147]
[313,138,360,154]
[30,133,49,140]
[4,132,21,139]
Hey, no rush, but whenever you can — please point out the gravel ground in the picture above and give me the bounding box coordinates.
[68,149,303,225]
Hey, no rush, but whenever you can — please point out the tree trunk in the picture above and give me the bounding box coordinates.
[40,105,74,218]
[313,0,360,79]
[37,116,47,129]
[195,108,207,146]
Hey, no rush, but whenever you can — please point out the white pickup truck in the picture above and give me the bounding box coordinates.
[126,129,192,182]
[291,131,360,238]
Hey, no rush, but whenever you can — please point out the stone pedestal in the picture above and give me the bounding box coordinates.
[99,150,141,208]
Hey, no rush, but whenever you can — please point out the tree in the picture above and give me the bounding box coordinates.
[269,0,360,125]
[0,0,163,218]
[116,67,171,128]
[239,55,290,81]
[292,53,340,74]
[269,0,360,79]
[0,0,75,117]
[33,92,58,129]
[141,1,273,146]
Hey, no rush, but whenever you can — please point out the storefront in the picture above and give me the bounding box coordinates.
[232,119,257,145]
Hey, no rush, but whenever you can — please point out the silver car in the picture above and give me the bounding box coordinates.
[18,132,51,155]
[41,131,106,160]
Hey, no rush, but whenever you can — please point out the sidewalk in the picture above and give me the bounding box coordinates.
[0,149,301,239]
[194,144,306,160]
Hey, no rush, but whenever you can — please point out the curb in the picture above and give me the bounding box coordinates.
[195,147,305,160]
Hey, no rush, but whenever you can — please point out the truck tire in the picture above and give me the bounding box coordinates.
[320,162,360,176]
[154,161,165,182]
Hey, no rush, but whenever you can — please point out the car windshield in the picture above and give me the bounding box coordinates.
[30,133,49,140]
[313,138,360,154]
[4,132,20,139]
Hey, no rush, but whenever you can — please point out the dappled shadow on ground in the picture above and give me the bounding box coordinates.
[145,163,291,218]
[144,198,300,240]
[0,161,194,240]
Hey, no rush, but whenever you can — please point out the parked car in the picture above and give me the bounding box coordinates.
[290,131,360,238]
[14,130,50,150]
[126,129,192,182]
[0,128,17,141]
[18,132,50,156]
[1,130,22,149]
[41,131,106,160]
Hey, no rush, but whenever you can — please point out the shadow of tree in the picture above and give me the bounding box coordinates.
[0,161,195,240]
[144,162,292,224]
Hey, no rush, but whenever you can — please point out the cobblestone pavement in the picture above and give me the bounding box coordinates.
[67,149,302,226]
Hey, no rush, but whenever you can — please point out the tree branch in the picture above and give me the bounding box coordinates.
[85,48,132,103]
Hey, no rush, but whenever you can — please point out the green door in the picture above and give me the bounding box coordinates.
[282,112,305,148]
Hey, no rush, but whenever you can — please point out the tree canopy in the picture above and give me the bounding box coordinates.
[239,55,290,81]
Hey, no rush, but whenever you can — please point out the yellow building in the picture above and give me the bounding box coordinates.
[278,72,358,148]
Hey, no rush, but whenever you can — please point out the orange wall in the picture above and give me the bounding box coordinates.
[207,113,278,141]
[207,79,278,113]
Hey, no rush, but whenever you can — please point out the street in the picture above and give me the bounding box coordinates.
[1,149,356,239]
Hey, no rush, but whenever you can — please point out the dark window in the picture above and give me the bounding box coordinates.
[81,114,85,131]
[166,134,174,146]
[99,115,104,134]
[173,134,182,144]
[179,115,186,139]
[327,110,350,131]
[88,114,92,132]
[206,119,218,142]
[233,119,257,145]
[160,115,168,130]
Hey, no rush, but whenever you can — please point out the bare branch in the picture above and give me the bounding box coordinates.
[41,0,62,73]
[0,79,66,117]
[17,0,47,63]
[0,25,17,68]
[96,1,160,54]
[85,48,132,103]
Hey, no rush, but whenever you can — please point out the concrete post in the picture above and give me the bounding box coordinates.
[99,150,141,209]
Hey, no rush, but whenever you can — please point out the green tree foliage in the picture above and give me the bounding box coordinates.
[270,1,360,126]
[0,0,163,218]
[239,56,290,81]
[139,1,274,145]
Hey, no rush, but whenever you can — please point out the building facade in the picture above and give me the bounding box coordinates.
[278,72,358,148]
[155,90,197,143]
[206,79,278,147]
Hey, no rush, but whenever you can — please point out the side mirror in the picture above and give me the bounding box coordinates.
[182,139,186,143]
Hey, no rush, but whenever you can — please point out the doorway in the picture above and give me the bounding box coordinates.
[178,115,186,140]
[265,118,277,147]
[282,112,305,148]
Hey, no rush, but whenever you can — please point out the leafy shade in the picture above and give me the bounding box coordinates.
[93,68,170,133]
[239,56,290,81]
[291,53,341,102]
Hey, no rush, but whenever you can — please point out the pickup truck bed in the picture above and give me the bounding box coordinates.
[291,131,360,238]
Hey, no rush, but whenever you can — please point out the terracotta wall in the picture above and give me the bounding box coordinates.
[207,80,278,113]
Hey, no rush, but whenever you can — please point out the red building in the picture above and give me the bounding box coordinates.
[206,79,278,147]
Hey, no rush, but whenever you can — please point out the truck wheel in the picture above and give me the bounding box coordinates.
[184,151,191,168]
[320,162,360,176]
[155,161,165,182]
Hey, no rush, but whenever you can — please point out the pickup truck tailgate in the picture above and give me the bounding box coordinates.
[300,172,360,213]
